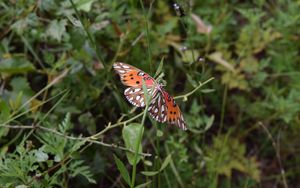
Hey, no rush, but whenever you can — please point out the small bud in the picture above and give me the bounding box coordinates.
[180,46,188,51]
[198,57,205,62]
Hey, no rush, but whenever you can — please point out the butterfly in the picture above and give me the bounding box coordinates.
[113,62,187,130]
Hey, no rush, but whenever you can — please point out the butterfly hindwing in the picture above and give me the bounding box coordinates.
[148,91,167,123]
[162,91,187,130]
[124,87,158,107]
[113,62,155,87]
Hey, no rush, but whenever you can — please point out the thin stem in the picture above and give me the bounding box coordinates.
[90,112,143,139]
[131,81,153,188]
[165,144,184,188]
[258,122,288,188]
[130,110,146,188]
[20,35,45,69]
[2,124,151,157]
[2,88,68,126]
[218,84,227,134]
[139,0,154,72]
[108,32,128,71]
[69,0,104,65]
[174,77,214,100]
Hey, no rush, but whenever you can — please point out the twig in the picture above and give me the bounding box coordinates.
[90,111,143,139]
[2,124,151,157]
[174,77,214,100]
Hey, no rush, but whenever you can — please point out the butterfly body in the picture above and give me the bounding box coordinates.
[113,62,187,130]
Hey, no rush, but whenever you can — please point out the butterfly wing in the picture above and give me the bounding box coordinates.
[124,86,158,107]
[114,62,187,130]
[162,91,187,130]
[148,91,168,123]
[113,62,155,87]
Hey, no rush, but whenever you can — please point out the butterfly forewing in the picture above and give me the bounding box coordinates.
[113,62,155,87]
[148,91,167,123]
[162,91,187,130]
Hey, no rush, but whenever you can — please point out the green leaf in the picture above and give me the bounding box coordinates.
[141,170,159,176]
[154,57,164,78]
[75,0,96,12]
[10,77,34,96]
[15,185,28,188]
[135,181,152,188]
[159,154,172,171]
[69,160,96,184]
[143,160,152,166]
[122,123,144,165]
[200,89,215,93]
[46,19,67,42]
[156,129,163,137]
[70,140,86,153]
[207,52,235,72]
[141,154,172,176]
[182,50,199,63]
[204,115,214,131]
[113,154,131,186]
[0,100,10,122]
[58,113,71,133]
[35,147,49,162]
[0,57,35,74]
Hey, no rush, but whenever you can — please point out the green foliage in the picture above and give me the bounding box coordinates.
[122,123,144,165]
[205,134,260,182]
[141,154,172,176]
[113,154,131,186]
[1,0,300,187]
[0,114,94,187]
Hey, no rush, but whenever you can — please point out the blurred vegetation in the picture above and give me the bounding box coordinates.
[0,0,300,187]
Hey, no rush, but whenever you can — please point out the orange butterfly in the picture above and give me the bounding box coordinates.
[113,62,187,130]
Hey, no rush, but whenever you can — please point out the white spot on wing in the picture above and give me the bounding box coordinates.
[136,95,140,100]
[163,116,167,122]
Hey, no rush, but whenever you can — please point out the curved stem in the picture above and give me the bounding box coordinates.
[174,77,214,100]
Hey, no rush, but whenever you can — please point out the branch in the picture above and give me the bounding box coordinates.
[2,124,151,157]
[90,110,143,139]
[174,77,214,100]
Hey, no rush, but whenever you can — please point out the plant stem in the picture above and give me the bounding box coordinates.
[219,84,227,134]
[174,77,214,100]
[130,99,148,188]
[69,0,104,65]
[139,0,154,72]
